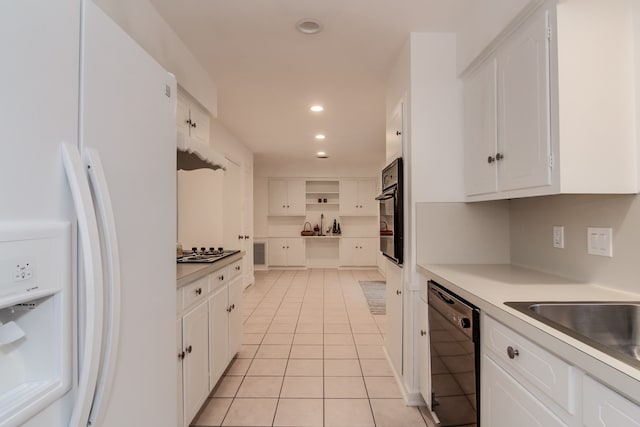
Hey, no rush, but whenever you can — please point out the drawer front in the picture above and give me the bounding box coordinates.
[227,260,242,281]
[483,316,575,412]
[209,267,229,293]
[583,376,640,427]
[182,276,208,311]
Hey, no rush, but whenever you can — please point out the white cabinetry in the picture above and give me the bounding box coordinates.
[208,260,243,389]
[269,238,305,266]
[464,5,552,199]
[463,0,638,200]
[176,257,244,427]
[417,296,429,404]
[177,91,210,145]
[583,376,640,427]
[268,179,305,216]
[385,260,403,375]
[483,355,568,427]
[339,237,377,266]
[181,300,209,425]
[340,179,377,216]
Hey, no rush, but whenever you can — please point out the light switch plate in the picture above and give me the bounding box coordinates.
[587,227,613,257]
[552,226,564,249]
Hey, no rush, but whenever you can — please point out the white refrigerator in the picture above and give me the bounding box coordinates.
[0,1,177,426]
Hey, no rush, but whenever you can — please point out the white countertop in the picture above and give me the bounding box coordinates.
[176,251,244,288]
[416,263,640,404]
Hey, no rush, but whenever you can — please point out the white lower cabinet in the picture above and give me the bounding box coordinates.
[269,238,305,266]
[583,376,640,427]
[482,314,640,427]
[208,264,244,390]
[417,296,429,404]
[176,258,244,427]
[181,300,209,426]
[483,354,568,427]
[339,237,377,266]
[385,259,403,375]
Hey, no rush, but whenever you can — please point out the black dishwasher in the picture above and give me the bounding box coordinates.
[428,280,480,427]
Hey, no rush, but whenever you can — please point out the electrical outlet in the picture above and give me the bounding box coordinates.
[553,226,564,249]
[587,227,613,257]
[13,261,34,282]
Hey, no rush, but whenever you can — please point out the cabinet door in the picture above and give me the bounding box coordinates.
[286,179,306,215]
[189,103,210,145]
[228,277,244,359]
[358,238,378,266]
[583,376,640,427]
[497,8,552,192]
[268,180,288,215]
[182,301,210,426]
[482,355,568,427]
[209,285,229,389]
[385,260,403,375]
[339,238,358,266]
[177,318,184,427]
[286,238,306,266]
[418,298,429,405]
[357,179,378,215]
[339,179,359,216]
[176,94,191,137]
[465,58,498,196]
[268,238,287,266]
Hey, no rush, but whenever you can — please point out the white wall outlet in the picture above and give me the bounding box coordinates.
[587,227,613,257]
[552,226,564,249]
[13,261,34,282]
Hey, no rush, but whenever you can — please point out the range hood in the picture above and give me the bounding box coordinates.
[177,132,227,171]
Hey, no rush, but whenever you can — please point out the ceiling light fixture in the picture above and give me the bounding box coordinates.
[316,151,328,158]
[297,18,323,35]
[315,134,326,140]
[310,105,324,112]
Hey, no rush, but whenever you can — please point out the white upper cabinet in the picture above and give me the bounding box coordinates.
[268,179,305,216]
[177,92,210,146]
[463,0,638,201]
[339,179,377,216]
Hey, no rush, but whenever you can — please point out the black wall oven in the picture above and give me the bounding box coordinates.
[376,157,403,264]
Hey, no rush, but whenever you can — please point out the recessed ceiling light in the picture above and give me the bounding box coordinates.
[316,151,328,158]
[310,105,324,112]
[297,18,323,35]
[315,134,326,140]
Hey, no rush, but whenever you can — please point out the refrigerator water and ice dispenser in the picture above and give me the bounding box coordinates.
[0,222,72,427]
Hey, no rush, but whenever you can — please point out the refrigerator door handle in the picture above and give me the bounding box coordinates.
[84,148,122,427]
[61,143,105,427]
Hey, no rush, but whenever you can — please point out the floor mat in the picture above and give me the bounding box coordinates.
[359,280,386,315]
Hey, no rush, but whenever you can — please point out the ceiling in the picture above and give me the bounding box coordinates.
[149,0,469,170]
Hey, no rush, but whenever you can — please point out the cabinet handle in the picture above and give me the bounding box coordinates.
[178,351,185,360]
[235,266,241,271]
[282,205,286,208]
[487,156,495,164]
[396,290,402,295]
[230,304,235,310]
[396,131,401,136]
[195,287,202,295]
[185,119,192,125]
[507,346,519,359]
[191,122,197,128]
[239,235,244,239]
[495,152,504,161]
[287,205,290,208]
[219,275,224,281]
[186,345,192,354]
[420,330,426,336]
[244,235,250,239]
[286,246,290,249]
[227,306,231,312]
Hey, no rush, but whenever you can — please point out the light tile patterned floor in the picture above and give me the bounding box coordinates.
[192,269,432,427]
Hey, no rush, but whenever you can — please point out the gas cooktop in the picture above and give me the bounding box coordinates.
[177,249,240,263]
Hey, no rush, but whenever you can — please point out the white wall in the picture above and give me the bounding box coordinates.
[510,194,640,294]
[456,0,531,75]
[177,169,224,248]
[94,0,217,114]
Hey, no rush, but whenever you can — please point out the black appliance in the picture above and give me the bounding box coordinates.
[428,280,480,427]
[376,157,403,264]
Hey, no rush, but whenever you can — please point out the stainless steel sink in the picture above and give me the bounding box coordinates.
[505,301,640,369]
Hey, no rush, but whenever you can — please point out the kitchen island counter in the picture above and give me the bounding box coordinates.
[177,251,245,288]
[417,263,640,405]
